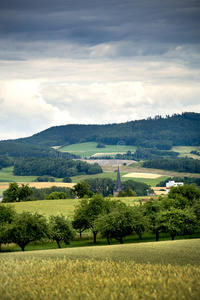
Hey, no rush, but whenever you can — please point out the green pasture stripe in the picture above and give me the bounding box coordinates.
[59,142,137,158]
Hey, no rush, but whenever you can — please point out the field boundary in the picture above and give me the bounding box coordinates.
[1,239,200,266]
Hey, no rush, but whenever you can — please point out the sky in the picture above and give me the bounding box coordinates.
[0,0,200,140]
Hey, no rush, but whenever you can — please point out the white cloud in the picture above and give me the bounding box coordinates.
[0,80,74,139]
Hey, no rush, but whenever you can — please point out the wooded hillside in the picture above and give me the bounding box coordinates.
[13,112,200,149]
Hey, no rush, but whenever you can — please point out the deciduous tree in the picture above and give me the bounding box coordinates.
[156,208,198,240]
[48,214,75,248]
[5,212,48,251]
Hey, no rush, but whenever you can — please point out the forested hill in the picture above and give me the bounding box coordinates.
[14,112,200,149]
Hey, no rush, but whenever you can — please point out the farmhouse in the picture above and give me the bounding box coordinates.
[113,166,124,196]
[166,180,184,194]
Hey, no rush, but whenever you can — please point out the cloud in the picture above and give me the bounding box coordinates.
[40,80,200,123]
[0,0,200,140]
[0,80,69,139]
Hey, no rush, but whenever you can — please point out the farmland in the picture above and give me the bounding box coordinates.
[59,142,137,158]
[2,199,79,218]
[172,146,200,159]
[0,239,200,300]
[2,197,140,218]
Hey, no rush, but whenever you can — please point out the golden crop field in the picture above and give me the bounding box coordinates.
[0,239,200,300]
[123,172,162,179]
[0,182,75,190]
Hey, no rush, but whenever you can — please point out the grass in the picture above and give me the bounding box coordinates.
[0,166,37,182]
[1,239,199,265]
[0,240,200,299]
[172,146,200,159]
[3,199,80,219]
[59,142,137,158]
[2,197,142,220]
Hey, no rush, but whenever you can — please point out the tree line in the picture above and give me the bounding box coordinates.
[2,183,73,202]
[0,141,79,159]
[143,157,200,173]
[13,157,103,178]
[11,112,200,149]
[2,178,150,204]
[85,178,150,197]
[115,147,179,161]
[1,184,200,251]
[0,155,14,170]
[157,176,200,187]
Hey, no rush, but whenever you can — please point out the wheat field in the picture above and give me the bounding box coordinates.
[0,239,200,300]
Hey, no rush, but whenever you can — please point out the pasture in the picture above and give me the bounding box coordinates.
[59,142,137,158]
[172,146,200,159]
[3,199,80,218]
[2,197,140,219]
[0,166,37,183]
[0,240,200,300]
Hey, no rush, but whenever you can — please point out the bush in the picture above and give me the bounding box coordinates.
[45,192,67,200]
[62,176,72,183]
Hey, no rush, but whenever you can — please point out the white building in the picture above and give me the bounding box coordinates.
[166,181,184,194]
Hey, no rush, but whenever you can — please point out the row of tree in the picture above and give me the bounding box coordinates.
[0,141,79,159]
[85,178,150,197]
[1,184,200,251]
[115,148,179,161]
[2,178,150,203]
[2,183,73,202]
[72,184,200,244]
[0,207,75,251]
[191,150,200,156]
[157,176,200,187]
[13,158,103,178]
[143,157,200,173]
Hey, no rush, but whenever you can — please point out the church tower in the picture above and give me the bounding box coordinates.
[113,166,124,196]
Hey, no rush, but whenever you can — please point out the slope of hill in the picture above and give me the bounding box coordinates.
[0,141,79,159]
[13,112,200,149]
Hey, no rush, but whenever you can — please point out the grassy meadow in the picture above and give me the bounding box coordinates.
[2,196,141,220]
[0,240,200,300]
[172,146,200,159]
[0,166,37,183]
[59,142,137,158]
[3,198,80,219]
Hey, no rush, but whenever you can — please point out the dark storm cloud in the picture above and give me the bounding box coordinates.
[1,0,200,48]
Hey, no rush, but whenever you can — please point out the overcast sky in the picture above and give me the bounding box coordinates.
[0,0,200,140]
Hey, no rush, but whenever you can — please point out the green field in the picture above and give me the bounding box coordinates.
[0,166,37,183]
[0,239,200,299]
[172,146,200,159]
[71,171,168,186]
[59,142,137,158]
[3,199,79,218]
[2,197,140,219]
